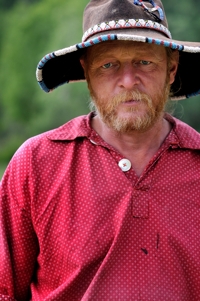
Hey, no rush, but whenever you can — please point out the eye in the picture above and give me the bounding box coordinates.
[140,60,151,65]
[102,62,113,69]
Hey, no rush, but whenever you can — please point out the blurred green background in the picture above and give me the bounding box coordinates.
[0,0,200,178]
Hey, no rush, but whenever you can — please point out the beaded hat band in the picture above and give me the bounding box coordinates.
[36,0,200,100]
[82,19,172,42]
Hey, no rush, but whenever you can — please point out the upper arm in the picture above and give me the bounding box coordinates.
[0,144,39,300]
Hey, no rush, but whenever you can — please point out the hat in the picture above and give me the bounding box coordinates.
[36,0,200,100]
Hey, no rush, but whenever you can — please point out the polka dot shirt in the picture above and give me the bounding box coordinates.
[0,113,200,301]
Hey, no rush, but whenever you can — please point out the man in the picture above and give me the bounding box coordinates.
[1,0,200,300]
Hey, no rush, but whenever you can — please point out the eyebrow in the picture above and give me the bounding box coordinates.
[88,43,166,66]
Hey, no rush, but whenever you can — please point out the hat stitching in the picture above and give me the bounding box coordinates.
[187,89,200,99]
[146,37,184,50]
[54,45,78,56]
[37,53,56,70]
[36,33,194,96]
[78,34,117,49]
[183,45,200,53]
[133,0,164,22]
[37,80,52,93]
[82,18,171,42]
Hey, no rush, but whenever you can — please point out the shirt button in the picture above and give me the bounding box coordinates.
[90,139,97,145]
[118,159,132,172]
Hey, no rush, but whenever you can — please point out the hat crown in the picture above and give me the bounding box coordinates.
[83,0,168,33]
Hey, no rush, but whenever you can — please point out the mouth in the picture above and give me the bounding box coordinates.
[123,99,140,104]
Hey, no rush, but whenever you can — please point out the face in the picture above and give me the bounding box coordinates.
[81,41,178,133]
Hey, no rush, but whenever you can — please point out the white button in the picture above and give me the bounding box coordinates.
[118,159,131,172]
[90,139,97,145]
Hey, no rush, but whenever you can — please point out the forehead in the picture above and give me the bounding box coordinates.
[86,40,166,62]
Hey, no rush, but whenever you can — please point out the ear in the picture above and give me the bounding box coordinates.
[80,58,85,70]
[80,58,88,80]
[169,50,179,84]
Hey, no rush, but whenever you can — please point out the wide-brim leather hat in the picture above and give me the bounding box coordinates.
[36,0,200,100]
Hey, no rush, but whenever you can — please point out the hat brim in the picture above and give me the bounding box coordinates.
[36,29,200,100]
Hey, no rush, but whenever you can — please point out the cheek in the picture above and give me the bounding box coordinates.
[89,74,114,97]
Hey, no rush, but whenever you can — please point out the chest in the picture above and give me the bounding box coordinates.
[31,145,200,299]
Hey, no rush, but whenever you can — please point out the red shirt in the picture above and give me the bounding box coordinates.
[0,113,200,301]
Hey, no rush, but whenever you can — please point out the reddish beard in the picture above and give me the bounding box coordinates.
[89,84,170,133]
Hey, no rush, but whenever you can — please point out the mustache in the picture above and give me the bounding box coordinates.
[106,89,153,107]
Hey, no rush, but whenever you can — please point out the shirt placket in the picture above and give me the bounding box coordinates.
[109,149,153,218]
[131,138,179,218]
[88,129,179,219]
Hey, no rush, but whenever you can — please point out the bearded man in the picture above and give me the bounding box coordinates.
[1,0,200,300]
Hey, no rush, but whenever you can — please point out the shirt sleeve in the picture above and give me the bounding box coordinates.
[0,143,39,300]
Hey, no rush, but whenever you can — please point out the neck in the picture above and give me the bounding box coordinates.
[91,114,171,176]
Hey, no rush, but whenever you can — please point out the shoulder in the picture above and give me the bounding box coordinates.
[1,114,91,180]
[15,114,90,155]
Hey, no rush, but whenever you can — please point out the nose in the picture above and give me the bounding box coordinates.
[118,63,140,90]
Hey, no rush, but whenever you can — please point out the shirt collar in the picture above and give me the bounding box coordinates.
[46,112,94,141]
[165,114,200,150]
[46,112,200,150]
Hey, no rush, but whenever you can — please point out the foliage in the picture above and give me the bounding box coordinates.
[164,0,200,131]
[0,0,200,170]
[0,0,89,163]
